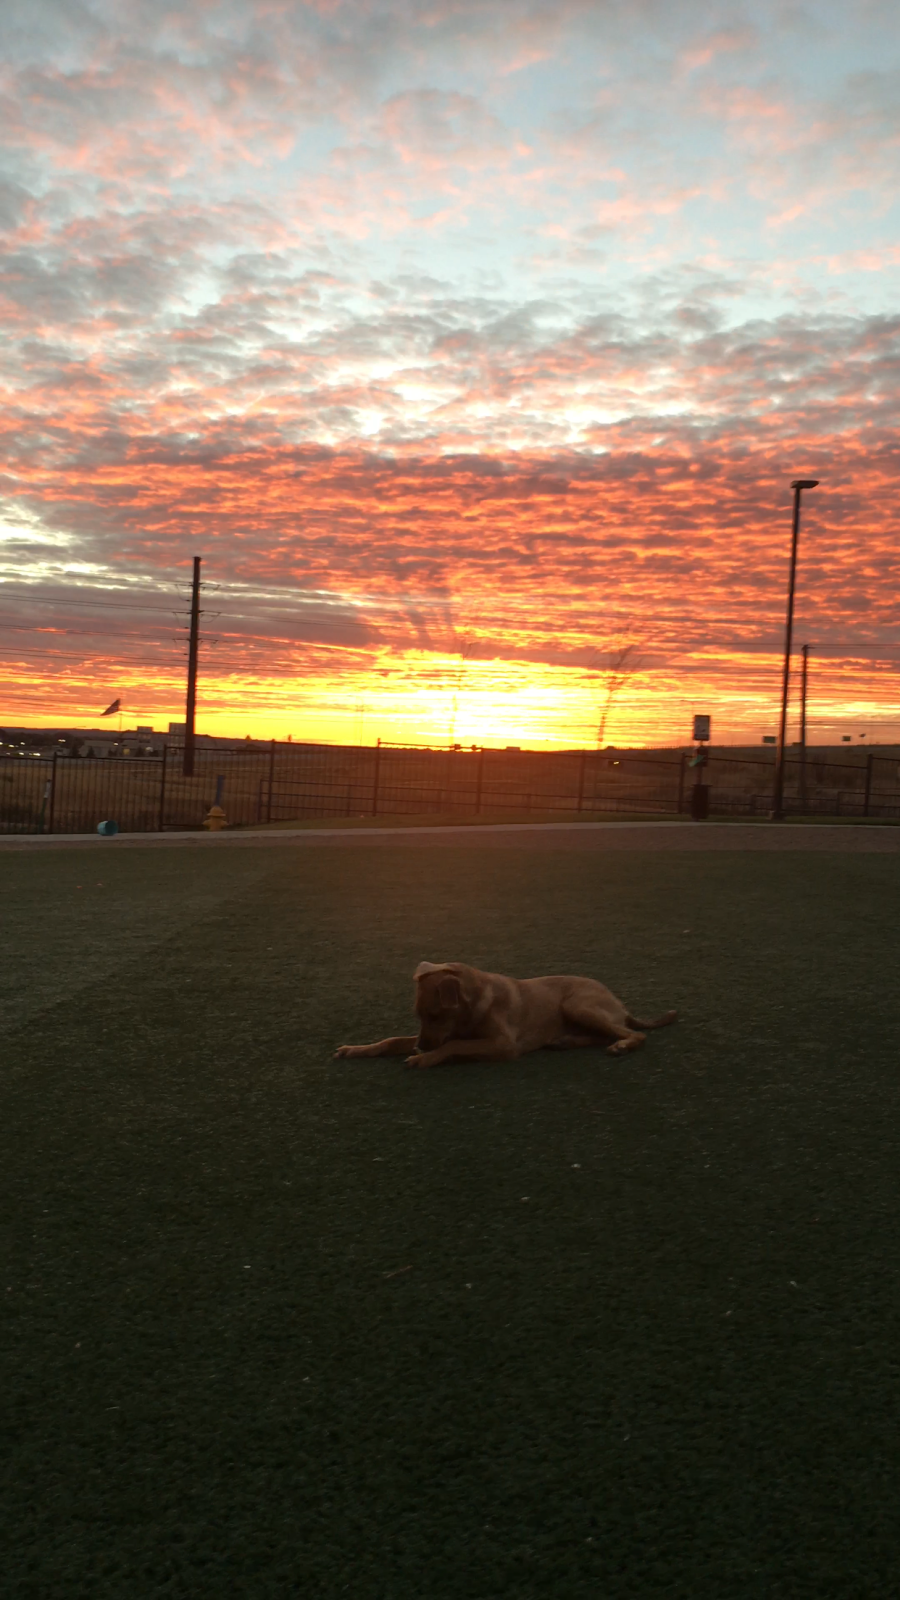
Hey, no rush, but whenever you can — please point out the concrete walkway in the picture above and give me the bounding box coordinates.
[2,820,899,852]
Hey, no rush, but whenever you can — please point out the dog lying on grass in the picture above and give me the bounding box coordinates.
[334,960,677,1070]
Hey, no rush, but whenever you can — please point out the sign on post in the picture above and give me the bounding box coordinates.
[692,714,711,743]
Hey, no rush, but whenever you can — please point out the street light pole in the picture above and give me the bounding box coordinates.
[771,480,819,820]
[183,555,202,778]
[799,642,811,813]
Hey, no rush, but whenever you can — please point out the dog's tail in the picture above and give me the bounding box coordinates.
[626,1008,678,1031]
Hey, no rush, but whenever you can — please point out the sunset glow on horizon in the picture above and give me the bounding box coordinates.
[3,1,900,748]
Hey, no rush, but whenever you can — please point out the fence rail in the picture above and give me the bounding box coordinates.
[2,743,899,835]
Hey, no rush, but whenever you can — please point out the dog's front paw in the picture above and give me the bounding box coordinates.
[334,1045,360,1058]
[405,1051,433,1069]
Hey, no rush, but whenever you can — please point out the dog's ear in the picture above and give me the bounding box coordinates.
[414,960,449,980]
[438,975,462,1009]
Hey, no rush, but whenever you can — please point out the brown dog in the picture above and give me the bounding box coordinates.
[334,960,677,1069]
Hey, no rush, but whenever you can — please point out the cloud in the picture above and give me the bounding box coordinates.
[3,0,900,742]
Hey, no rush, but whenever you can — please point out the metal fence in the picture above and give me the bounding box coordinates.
[2,741,899,834]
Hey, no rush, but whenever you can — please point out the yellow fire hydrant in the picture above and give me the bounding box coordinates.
[203,804,228,831]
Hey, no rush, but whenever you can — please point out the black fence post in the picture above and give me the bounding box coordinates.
[475,746,485,814]
[577,748,587,812]
[46,751,58,834]
[38,769,52,833]
[158,744,168,831]
[676,750,687,815]
[864,752,874,817]
[266,738,276,824]
[372,739,382,816]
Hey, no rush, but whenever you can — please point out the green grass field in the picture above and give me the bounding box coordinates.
[3,841,900,1598]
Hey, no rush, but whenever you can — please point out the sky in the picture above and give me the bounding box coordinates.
[2,0,900,748]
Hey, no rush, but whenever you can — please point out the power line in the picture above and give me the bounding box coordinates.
[0,593,193,614]
[0,627,183,643]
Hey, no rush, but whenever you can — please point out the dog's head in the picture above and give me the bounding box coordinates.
[413,960,467,1050]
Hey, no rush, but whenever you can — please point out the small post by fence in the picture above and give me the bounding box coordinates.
[576,748,587,813]
[38,772,52,833]
[475,746,485,814]
[372,739,382,816]
[676,750,688,815]
[46,750,58,834]
[158,744,168,831]
[864,752,874,817]
[266,738,276,824]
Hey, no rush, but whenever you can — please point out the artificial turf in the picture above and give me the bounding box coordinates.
[3,842,900,1598]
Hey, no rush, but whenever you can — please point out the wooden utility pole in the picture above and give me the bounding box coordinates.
[183,556,201,777]
[772,479,818,819]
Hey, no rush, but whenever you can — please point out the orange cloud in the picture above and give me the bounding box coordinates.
[4,1,900,746]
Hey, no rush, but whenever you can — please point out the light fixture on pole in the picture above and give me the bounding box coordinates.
[771,480,819,820]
